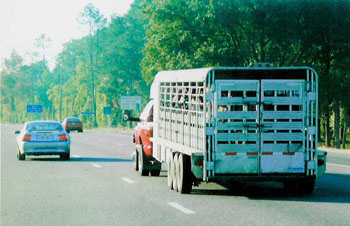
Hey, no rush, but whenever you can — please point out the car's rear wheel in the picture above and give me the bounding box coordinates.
[66,130,70,133]
[79,129,83,132]
[138,149,149,176]
[17,150,25,161]
[133,148,139,171]
[60,153,70,160]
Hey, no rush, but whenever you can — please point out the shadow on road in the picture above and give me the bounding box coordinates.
[28,157,132,162]
[191,173,350,204]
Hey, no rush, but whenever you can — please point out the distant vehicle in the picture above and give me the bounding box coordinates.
[124,66,327,195]
[62,117,83,133]
[15,120,71,160]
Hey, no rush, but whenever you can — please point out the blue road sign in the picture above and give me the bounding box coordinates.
[103,106,112,115]
[81,112,95,115]
[27,105,43,113]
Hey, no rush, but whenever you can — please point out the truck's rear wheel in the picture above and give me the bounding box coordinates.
[283,178,315,195]
[150,170,161,176]
[297,178,315,195]
[167,154,173,189]
[172,153,179,191]
[176,153,192,194]
[138,150,149,176]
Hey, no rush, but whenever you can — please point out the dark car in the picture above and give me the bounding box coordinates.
[62,117,83,133]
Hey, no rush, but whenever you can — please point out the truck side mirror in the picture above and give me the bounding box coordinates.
[122,110,130,121]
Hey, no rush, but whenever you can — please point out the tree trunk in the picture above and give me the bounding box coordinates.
[333,101,340,149]
[342,121,347,149]
[325,111,331,147]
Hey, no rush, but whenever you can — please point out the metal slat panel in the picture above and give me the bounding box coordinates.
[217,133,259,141]
[261,144,304,152]
[217,144,259,152]
[220,83,259,91]
[262,81,303,90]
[262,111,303,119]
[263,97,303,105]
[218,111,259,119]
[216,122,246,130]
[264,122,303,130]
[262,133,304,141]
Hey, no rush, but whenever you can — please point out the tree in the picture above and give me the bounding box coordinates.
[78,3,107,127]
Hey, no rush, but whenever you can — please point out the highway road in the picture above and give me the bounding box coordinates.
[1,124,350,226]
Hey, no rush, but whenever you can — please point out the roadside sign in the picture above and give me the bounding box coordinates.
[26,104,43,113]
[81,112,95,115]
[120,96,141,110]
[103,106,112,115]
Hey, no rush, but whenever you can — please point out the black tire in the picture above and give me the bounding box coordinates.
[297,178,315,195]
[172,153,179,191]
[18,150,25,161]
[66,130,70,133]
[61,153,70,160]
[150,170,161,176]
[138,149,149,176]
[167,154,173,189]
[78,129,83,133]
[176,153,192,194]
[283,178,315,195]
[133,148,139,171]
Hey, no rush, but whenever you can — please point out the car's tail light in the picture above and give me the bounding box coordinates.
[23,134,31,141]
[59,134,68,141]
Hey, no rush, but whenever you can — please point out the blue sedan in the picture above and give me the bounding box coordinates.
[15,121,71,160]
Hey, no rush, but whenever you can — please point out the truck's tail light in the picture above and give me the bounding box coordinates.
[59,134,68,141]
[23,134,31,141]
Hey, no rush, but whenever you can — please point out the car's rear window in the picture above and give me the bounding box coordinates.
[66,118,81,122]
[26,122,63,131]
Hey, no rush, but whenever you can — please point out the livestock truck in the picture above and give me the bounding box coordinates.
[124,65,327,194]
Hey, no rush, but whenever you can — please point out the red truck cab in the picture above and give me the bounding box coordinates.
[132,100,161,176]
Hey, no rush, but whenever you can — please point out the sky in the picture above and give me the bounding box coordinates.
[1,0,134,70]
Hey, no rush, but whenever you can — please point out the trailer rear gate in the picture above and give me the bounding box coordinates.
[214,79,305,174]
[205,68,318,179]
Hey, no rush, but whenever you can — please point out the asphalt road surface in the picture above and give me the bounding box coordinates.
[1,124,350,226]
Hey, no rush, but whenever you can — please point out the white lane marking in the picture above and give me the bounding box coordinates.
[72,154,80,157]
[168,202,195,214]
[121,177,136,184]
[115,143,123,146]
[92,163,102,168]
[327,163,350,168]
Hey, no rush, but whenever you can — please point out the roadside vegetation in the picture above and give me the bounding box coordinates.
[1,0,349,148]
